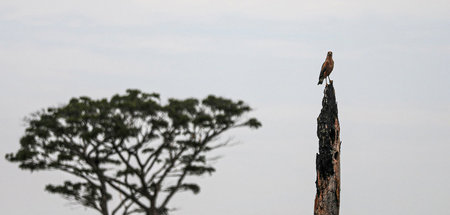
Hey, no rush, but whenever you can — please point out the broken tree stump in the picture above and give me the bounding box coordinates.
[314,81,341,215]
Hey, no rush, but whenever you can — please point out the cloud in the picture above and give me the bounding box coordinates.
[1,0,449,27]
[0,44,147,77]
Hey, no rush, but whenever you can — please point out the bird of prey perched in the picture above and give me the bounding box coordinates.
[318,51,334,85]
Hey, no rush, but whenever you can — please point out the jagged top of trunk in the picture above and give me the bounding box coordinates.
[320,82,338,120]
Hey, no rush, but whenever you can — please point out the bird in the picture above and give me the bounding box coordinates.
[318,51,334,85]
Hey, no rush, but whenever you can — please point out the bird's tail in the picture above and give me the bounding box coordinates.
[317,78,323,85]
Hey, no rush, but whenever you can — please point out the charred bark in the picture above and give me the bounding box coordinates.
[314,82,341,215]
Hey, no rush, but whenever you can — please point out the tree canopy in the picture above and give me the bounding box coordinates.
[6,89,261,215]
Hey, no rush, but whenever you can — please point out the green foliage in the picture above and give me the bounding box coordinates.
[185,165,216,175]
[6,89,261,215]
[165,183,200,194]
[46,181,110,209]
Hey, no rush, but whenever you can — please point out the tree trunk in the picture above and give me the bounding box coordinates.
[314,82,341,215]
[147,208,159,215]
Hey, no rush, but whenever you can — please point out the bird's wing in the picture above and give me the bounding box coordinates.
[319,61,328,79]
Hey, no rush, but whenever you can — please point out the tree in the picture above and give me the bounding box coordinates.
[314,82,341,215]
[6,89,261,215]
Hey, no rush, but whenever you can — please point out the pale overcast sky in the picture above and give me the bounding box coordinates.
[1,0,450,214]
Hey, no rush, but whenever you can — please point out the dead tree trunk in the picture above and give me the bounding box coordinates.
[314,82,341,215]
